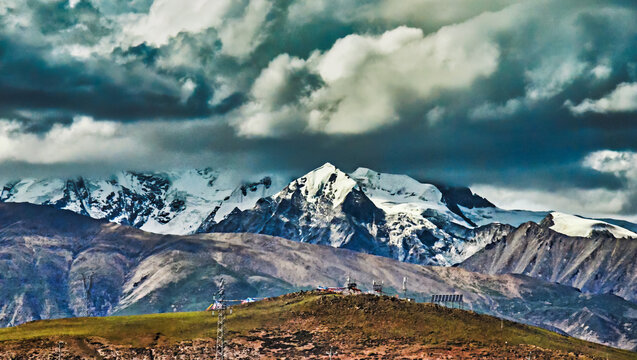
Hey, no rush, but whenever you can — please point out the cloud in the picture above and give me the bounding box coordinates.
[583,150,637,181]
[426,106,446,126]
[234,20,501,136]
[121,0,273,60]
[473,149,637,219]
[0,116,145,164]
[0,34,213,121]
[469,98,523,121]
[2,0,637,220]
[566,82,637,115]
[472,184,628,218]
[231,54,318,137]
[122,0,233,46]
[218,0,273,59]
[582,150,637,214]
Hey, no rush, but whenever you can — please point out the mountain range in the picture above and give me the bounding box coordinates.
[1,164,636,327]
[1,163,551,266]
[0,202,635,350]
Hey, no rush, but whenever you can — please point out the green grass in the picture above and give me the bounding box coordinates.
[0,311,217,347]
[1,292,635,359]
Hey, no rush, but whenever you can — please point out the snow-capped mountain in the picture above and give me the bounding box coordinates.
[0,163,551,265]
[0,169,285,235]
[205,163,542,265]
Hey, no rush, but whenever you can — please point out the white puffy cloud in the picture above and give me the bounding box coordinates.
[68,0,81,9]
[566,82,637,115]
[218,0,272,59]
[591,64,612,80]
[120,0,272,59]
[0,117,147,164]
[234,18,503,136]
[122,0,233,46]
[525,59,588,102]
[583,150,637,180]
[232,54,312,137]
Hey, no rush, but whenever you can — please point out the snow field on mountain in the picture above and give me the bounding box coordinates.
[549,212,637,239]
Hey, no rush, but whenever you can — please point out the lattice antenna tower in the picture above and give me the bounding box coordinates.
[327,345,338,360]
[215,278,226,360]
[81,272,94,317]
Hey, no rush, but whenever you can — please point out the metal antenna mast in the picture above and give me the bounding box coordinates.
[215,278,226,360]
[402,277,407,299]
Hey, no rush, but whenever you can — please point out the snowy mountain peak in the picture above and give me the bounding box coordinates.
[315,162,338,171]
[547,212,637,239]
[351,167,444,204]
[280,163,358,207]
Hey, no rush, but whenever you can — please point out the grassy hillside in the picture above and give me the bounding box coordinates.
[0,292,635,359]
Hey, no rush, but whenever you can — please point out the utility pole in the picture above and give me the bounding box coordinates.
[58,341,63,360]
[215,278,226,360]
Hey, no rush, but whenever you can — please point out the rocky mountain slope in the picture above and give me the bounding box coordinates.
[2,293,635,360]
[0,202,635,350]
[461,213,637,304]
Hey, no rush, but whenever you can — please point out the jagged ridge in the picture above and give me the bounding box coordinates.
[461,215,637,303]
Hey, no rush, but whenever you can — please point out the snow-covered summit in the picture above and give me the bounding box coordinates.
[280,163,358,208]
[209,163,521,266]
[548,212,637,239]
[351,167,469,226]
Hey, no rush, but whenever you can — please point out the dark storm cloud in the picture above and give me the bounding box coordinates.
[30,0,109,40]
[0,35,214,121]
[1,0,637,217]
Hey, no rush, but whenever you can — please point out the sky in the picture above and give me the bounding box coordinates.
[1,0,637,220]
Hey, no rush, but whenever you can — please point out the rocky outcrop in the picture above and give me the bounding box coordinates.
[461,217,637,303]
